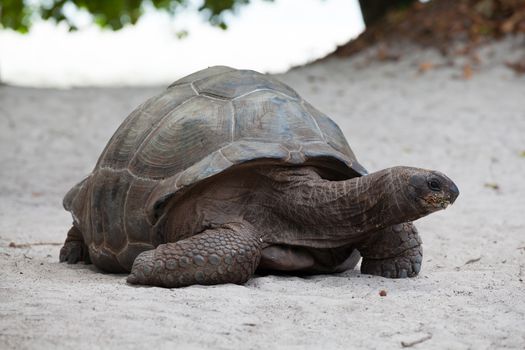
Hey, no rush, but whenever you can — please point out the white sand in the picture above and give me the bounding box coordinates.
[1,38,525,349]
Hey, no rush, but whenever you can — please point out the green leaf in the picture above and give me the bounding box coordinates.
[0,0,276,33]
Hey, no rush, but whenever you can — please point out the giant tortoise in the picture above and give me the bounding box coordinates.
[60,66,459,287]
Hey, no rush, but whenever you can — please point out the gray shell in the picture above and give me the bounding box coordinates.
[64,66,366,269]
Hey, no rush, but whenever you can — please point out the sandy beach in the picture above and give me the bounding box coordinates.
[1,38,525,349]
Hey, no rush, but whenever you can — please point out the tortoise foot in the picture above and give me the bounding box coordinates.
[59,240,91,264]
[360,245,422,278]
[358,222,423,278]
[128,222,262,288]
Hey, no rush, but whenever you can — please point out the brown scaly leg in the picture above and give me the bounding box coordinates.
[127,222,262,288]
[358,222,422,278]
[59,225,91,264]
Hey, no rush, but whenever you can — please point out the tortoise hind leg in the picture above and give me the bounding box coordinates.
[358,222,422,278]
[59,226,91,264]
[127,222,262,288]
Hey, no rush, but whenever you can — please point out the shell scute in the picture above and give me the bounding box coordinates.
[97,84,197,169]
[169,65,236,88]
[232,91,323,145]
[89,168,130,253]
[302,101,356,160]
[129,96,233,179]
[124,178,158,243]
[194,69,300,100]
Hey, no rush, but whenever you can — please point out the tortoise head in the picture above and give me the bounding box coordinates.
[393,167,459,216]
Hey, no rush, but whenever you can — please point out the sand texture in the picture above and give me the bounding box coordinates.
[1,39,525,349]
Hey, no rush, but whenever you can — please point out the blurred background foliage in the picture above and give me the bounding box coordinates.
[0,0,417,33]
[2,0,523,38]
[2,0,523,66]
[0,0,277,33]
[335,0,525,57]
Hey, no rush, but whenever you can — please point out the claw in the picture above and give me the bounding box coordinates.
[127,250,155,285]
[126,272,141,284]
[60,241,87,264]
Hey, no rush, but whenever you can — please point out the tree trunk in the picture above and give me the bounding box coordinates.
[359,0,416,26]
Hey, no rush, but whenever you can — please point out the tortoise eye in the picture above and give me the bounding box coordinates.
[428,179,441,191]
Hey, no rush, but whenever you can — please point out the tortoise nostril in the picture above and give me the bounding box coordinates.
[449,182,460,202]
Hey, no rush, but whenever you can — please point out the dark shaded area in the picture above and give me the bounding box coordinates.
[335,0,525,57]
[359,0,416,26]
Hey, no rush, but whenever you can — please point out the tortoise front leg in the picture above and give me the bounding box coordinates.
[358,222,423,278]
[127,222,262,288]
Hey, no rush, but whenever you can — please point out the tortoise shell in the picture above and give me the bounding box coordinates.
[64,66,367,271]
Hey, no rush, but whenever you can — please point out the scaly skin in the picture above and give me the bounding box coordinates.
[59,226,91,264]
[127,222,262,288]
[359,222,423,278]
[61,166,458,287]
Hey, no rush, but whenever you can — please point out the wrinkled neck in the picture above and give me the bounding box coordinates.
[281,168,415,236]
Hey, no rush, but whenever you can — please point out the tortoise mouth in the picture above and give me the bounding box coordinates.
[440,201,451,209]
[417,196,452,211]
